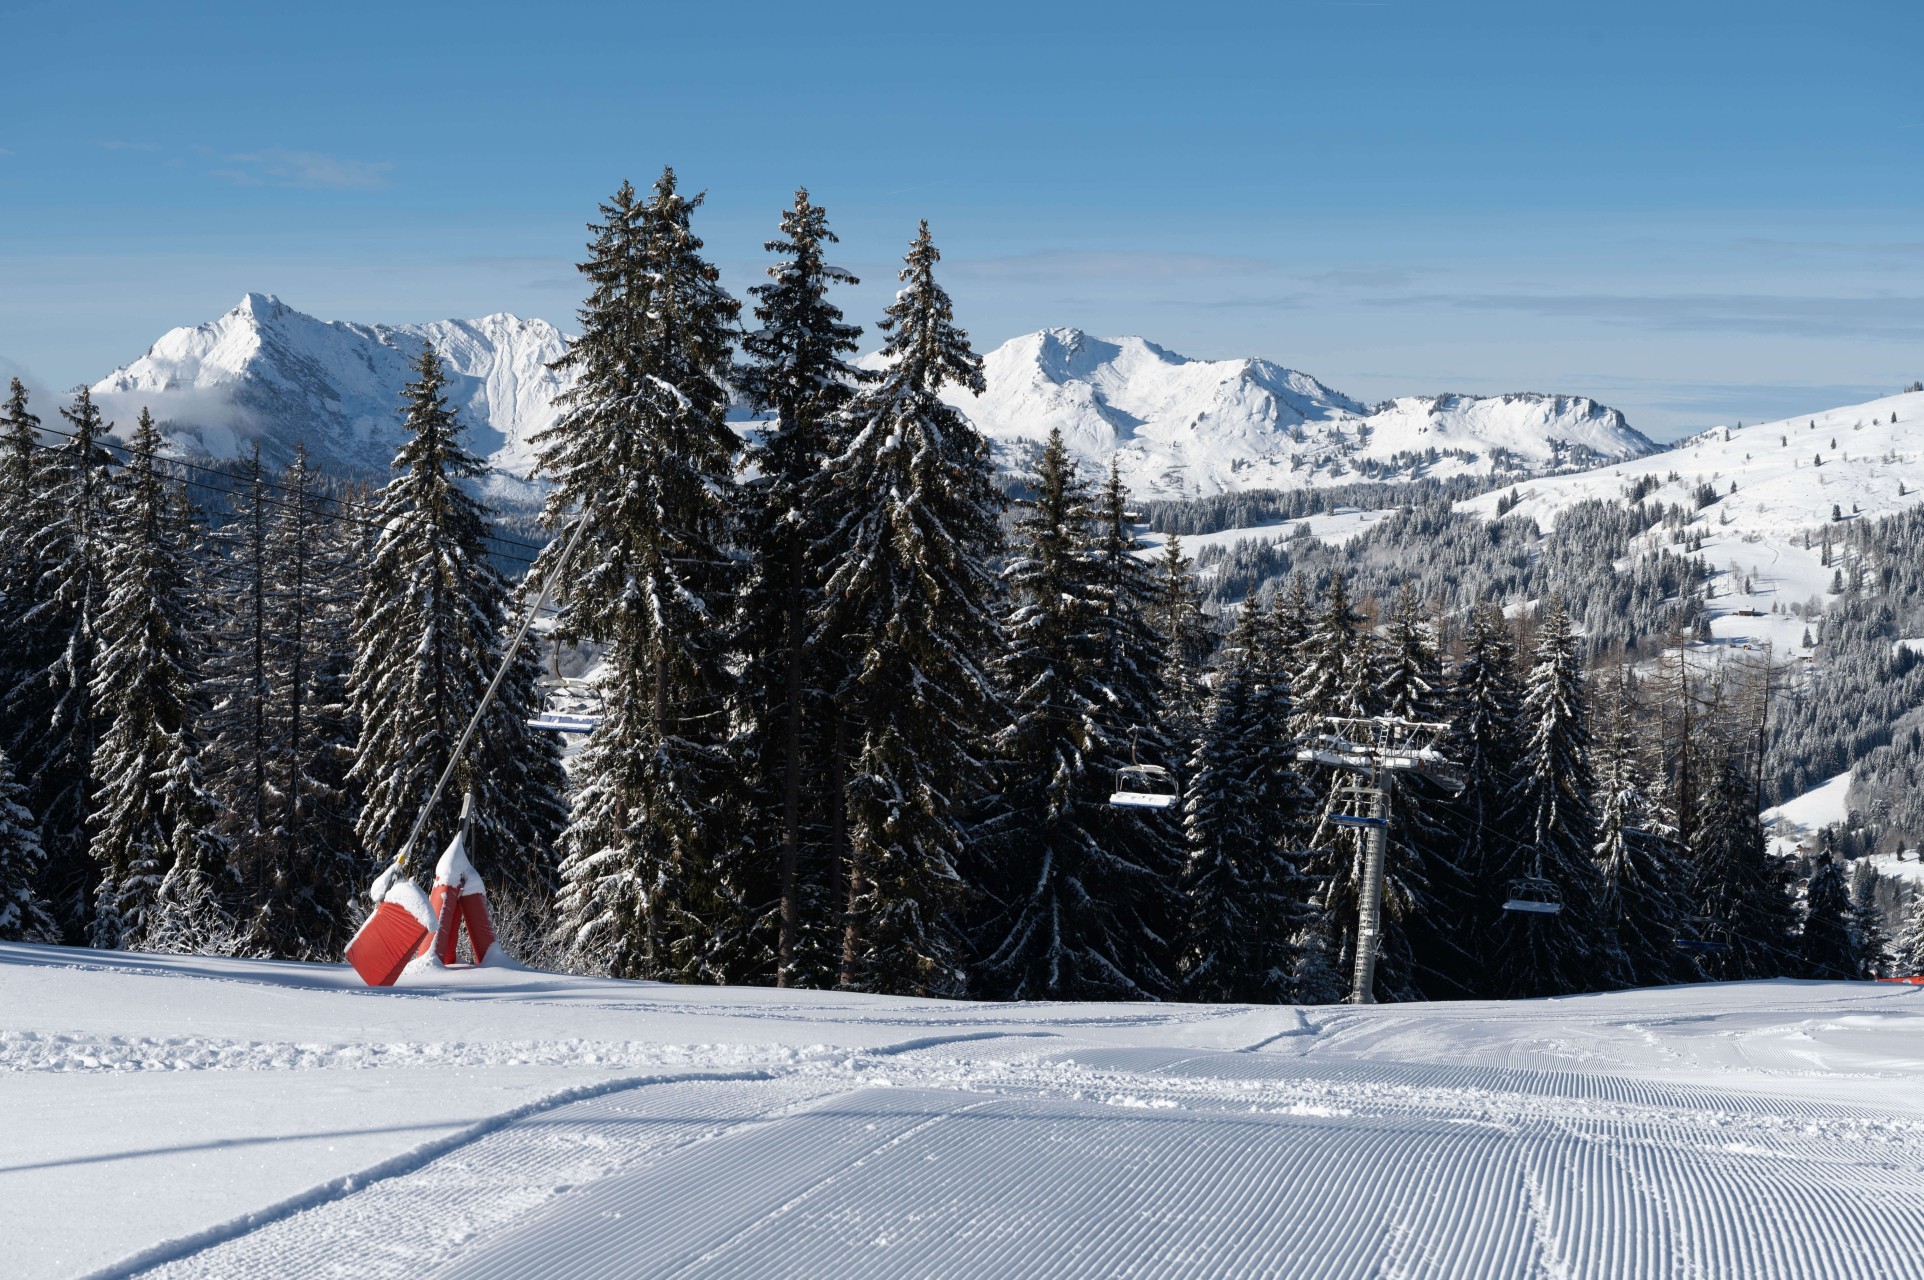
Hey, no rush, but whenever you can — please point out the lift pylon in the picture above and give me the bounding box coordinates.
[1299,717,1462,1005]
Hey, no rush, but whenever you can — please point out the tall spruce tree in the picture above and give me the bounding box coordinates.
[1148,534,1211,754]
[1294,572,1376,730]
[735,189,865,988]
[1,380,54,732]
[976,430,1173,999]
[350,347,565,914]
[1177,603,1314,1002]
[242,447,362,959]
[808,221,1002,996]
[535,172,743,981]
[0,748,56,941]
[1497,600,1610,997]
[1895,890,1924,977]
[1848,858,1888,979]
[87,410,205,947]
[1688,737,1796,980]
[1091,460,1183,976]
[145,482,235,954]
[1376,587,1467,999]
[11,387,115,938]
[201,447,275,930]
[1441,602,1527,998]
[1592,664,1690,986]
[1798,835,1858,979]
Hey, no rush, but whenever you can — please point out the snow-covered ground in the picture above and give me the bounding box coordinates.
[1130,506,1399,564]
[1763,771,1854,857]
[5,944,1923,1278]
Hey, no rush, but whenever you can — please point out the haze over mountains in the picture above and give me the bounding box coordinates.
[87,295,1658,499]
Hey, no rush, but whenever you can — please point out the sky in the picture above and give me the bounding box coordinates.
[1,0,1919,440]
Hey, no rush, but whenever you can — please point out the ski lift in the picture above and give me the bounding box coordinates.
[1110,764,1179,809]
[528,709,599,734]
[1673,917,1733,954]
[1502,876,1563,915]
[528,677,603,734]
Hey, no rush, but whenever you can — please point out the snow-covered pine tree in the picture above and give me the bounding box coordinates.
[350,347,565,916]
[1294,572,1378,732]
[1496,600,1611,997]
[1848,857,1888,979]
[1797,833,1858,979]
[534,172,743,981]
[0,747,56,941]
[1267,573,1313,686]
[87,410,204,947]
[1177,602,1315,1002]
[1592,664,1690,986]
[975,430,1174,1000]
[1375,586,1467,999]
[1895,888,1924,977]
[200,447,275,926]
[1090,459,1183,977]
[1148,533,1211,754]
[241,446,363,960]
[1439,602,1527,998]
[808,221,1002,996]
[10,386,115,938]
[0,380,54,729]
[1688,738,1797,980]
[735,189,865,988]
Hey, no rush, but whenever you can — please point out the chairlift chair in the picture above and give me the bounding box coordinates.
[528,677,604,734]
[1110,764,1179,809]
[1673,917,1733,954]
[1502,876,1563,914]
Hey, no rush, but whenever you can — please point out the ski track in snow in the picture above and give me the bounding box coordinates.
[5,947,1923,1279]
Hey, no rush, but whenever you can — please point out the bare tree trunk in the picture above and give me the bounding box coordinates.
[777,543,803,986]
[834,704,862,989]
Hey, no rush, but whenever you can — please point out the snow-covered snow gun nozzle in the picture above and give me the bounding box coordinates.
[345,513,592,987]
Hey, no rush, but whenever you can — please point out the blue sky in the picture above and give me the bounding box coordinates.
[1,0,1918,438]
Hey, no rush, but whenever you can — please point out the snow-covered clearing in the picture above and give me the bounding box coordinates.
[1131,507,1398,564]
[4,945,1923,1278]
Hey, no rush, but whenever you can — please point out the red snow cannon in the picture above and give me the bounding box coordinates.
[418,826,497,967]
[346,867,438,987]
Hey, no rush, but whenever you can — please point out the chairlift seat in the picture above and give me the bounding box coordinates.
[1110,764,1178,809]
[1502,876,1563,914]
[529,712,600,734]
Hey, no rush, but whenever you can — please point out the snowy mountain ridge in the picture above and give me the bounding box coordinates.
[942,326,1658,498]
[91,293,570,484]
[90,297,1656,500]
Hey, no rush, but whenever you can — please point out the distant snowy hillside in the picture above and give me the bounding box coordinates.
[936,327,1656,498]
[91,293,572,484]
[1458,388,1924,540]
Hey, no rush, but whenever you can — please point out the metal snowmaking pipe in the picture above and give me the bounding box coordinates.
[384,512,594,879]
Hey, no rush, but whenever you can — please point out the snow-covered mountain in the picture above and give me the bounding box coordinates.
[91,299,1656,500]
[943,328,1657,498]
[91,293,570,483]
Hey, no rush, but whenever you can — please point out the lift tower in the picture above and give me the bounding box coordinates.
[1298,717,1463,1005]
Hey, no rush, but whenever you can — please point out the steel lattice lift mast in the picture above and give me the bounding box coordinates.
[1299,717,1464,1005]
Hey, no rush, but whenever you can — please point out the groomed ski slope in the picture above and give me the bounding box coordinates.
[3,944,1922,1279]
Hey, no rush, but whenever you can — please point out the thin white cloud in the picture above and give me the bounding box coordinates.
[212,148,392,191]
[98,140,163,152]
[951,249,1277,282]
